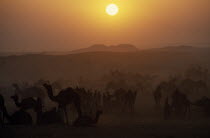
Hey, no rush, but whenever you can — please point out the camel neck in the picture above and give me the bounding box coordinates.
[13,98,21,107]
[47,88,57,102]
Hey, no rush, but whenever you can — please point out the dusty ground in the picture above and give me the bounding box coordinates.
[1,114,210,138]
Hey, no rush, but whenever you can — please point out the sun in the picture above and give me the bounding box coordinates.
[106,4,119,16]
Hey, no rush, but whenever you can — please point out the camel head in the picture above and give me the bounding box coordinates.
[43,83,52,91]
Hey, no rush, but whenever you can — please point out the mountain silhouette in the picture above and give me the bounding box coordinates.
[69,44,139,54]
[40,44,139,55]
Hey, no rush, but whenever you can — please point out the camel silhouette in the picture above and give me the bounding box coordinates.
[171,89,191,119]
[34,98,64,125]
[43,83,82,124]
[0,95,32,125]
[11,94,37,111]
[73,110,103,127]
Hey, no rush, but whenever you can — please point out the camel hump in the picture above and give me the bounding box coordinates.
[26,87,43,93]
[64,87,74,92]
[60,88,79,97]
[22,97,37,105]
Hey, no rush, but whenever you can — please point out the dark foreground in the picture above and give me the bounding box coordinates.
[1,114,210,138]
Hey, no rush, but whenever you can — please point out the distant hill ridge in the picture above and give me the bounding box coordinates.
[42,45,206,55]
[68,44,139,54]
[1,45,209,56]
[0,45,209,84]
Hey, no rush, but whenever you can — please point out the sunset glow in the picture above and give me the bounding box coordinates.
[0,0,210,137]
[106,4,119,16]
[1,0,209,51]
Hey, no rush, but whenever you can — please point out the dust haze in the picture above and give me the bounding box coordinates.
[0,45,210,138]
[1,0,210,137]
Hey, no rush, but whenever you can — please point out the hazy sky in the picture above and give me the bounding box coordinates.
[1,0,210,52]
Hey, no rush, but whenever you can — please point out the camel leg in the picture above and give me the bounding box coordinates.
[63,107,69,125]
[74,100,82,117]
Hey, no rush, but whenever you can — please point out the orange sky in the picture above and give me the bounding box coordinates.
[1,0,210,52]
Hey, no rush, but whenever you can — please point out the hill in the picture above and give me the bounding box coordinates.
[41,44,139,55]
[0,46,209,85]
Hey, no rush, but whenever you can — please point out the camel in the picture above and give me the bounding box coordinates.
[0,95,32,125]
[34,98,64,125]
[153,79,178,107]
[171,89,191,119]
[13,83,45,99]
[73,110,103,127]
[11,94,37,111]
[43,83,82,125]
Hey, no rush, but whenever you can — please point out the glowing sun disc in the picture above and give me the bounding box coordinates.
[106,4,119,16]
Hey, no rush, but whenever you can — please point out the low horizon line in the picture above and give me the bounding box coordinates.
[0,43,209,53]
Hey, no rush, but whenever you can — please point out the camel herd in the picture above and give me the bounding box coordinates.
[103,88,137,113]
[0,83,103,126]
[0,77,210,127]
[0,83,137,127]
[153,78,210,119]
